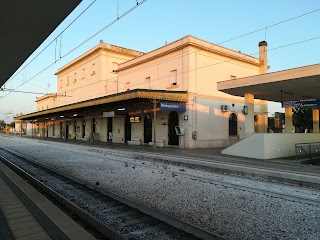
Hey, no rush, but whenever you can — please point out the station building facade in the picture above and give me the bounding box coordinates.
[16,35,269,148]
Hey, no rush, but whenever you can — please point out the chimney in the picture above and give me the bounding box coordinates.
[258,41,268,74]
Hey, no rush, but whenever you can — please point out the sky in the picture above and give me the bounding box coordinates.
[1,0,320,123]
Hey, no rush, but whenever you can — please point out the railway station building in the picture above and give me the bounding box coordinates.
[15,35,269,149]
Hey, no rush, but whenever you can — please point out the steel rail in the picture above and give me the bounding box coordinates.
[0,146,224,240]
[0,149,124,240]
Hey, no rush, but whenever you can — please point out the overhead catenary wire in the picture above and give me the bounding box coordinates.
[0,0,148,102]
[218,8,320,45]
[61,0,148,59]
[3,34,320,116]
[0,88,56,95]
[2,5,320,115]
[3,5,318,93]
[34,35,320,106]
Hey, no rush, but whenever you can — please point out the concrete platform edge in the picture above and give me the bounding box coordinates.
[0,161,96,240]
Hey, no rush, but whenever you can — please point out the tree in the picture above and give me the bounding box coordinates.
[292,107,313,132]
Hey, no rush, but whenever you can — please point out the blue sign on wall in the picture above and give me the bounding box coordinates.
[160,101,186,112]
[282,98,320,108]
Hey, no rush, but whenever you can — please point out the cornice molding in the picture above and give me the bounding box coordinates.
[116,41,260,72]
[56,43,143,76]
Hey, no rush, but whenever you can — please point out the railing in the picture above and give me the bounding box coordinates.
[295,142,320,164]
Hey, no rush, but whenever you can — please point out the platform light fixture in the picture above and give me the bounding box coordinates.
[73,113,78,117]
[117,108,125,111]
[60,115,64,118]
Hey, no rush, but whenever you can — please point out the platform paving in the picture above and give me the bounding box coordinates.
[0,161,96,240]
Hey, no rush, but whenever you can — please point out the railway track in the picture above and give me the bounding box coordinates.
[123,155,320,207]
[0,146,223,240]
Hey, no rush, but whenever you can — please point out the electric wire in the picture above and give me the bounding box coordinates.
[61,0,148,59]
[2,6,320,117]
[60,35,320,99]
[0,0,148,102]
[3,5,317,93]
[218,8,320,45]
[3,35,320,117]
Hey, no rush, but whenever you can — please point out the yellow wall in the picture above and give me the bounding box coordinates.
[33,36,268,148]
[36,95,56,111]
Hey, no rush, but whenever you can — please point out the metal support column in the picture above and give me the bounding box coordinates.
[151,100,160,151]
[91,117,94,145]
[43,121,46,139]
[20,120,23,137]
[64,119,67,142]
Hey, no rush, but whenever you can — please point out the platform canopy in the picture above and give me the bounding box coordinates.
[14,89,188,121]
[0,0,82,87]
[217,63,320,103]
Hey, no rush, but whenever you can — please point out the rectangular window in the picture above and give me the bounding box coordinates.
[74,73,77,83]
[126,82,130,91]
[82,68,85,79]
[170,70,177,86]
[60,79,63,88]
[92,63,96,75]
[145,77,151,89]
[66,76,69,86]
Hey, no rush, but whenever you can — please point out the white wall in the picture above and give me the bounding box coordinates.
[222,133,320,160]
[113,116,125,143]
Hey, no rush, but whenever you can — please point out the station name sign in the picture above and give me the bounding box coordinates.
[102,111,115,117]
[159,101,186,112]
[282,98,320,108]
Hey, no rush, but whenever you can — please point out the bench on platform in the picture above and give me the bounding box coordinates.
[149,139,165,147]
[127,138,142,145]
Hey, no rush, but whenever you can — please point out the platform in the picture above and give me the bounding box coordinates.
[1,134,320,240]
[0,161,96,240]
[42,136,320,186]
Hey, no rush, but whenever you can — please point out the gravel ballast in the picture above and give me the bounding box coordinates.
[0,135,319,240]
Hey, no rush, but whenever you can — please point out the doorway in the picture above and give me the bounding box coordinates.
[144,114,152,143]
[66,123,69,138]
[107,117,113,141]
[168,111,179,145]
[229,113,238,136]
[125,115,131,143]
[82,120,85,138]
